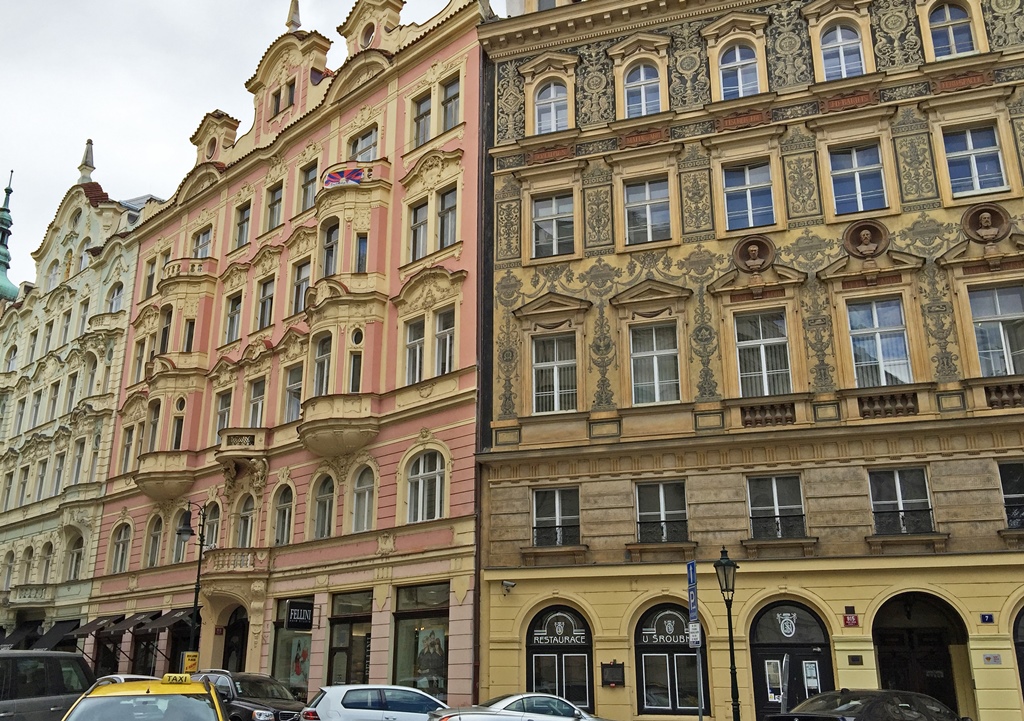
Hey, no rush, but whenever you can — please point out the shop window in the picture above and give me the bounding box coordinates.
[821,24,864,80]
[636,482,687,543]
[869,468,933,534]
[635,605,708,714]
[526,607,593,710]
[748,475,805,539]
[997,463,1024,529]
[328,590,373,684]
[968,285,1024,377]
[393,583,450,701]
[533,487,580,546]
[735,311,792,397]
[847,298,911,387]
[272,596,315,701]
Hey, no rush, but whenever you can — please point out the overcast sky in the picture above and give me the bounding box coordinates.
[0,0,507,287]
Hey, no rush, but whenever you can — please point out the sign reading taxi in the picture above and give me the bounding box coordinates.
[164,673,192,684]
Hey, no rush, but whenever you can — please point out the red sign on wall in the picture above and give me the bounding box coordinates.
[843,614,859,627]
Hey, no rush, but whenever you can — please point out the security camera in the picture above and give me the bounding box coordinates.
[501,580,516,591]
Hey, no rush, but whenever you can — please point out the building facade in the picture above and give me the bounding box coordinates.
[84,0,489,704]
[0,144,147,651]
[479,0,1024,720]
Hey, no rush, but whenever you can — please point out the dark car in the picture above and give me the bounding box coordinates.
[766,689,972,721]
[192,669,306,721]
[0,649,95,721]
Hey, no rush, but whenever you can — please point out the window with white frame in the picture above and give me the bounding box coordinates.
[28,390,41,429]
[821,24,864,80]
[111,524,131,573]
[1,473,11,511]
[536,81,569,134]
[107,283,123,313]
[406,319,425,385]
[351,127,378,162]
[275,486,294,546]
[410,202,429,261]
[353,467,375,533]
[3,346,16,372]
[235,202,251,248]
[413,94,432,147]
[435,308,455,376]
[205,504,221,549]
[47,382,60,421]
[143,259,157,298]
[216,391,232,439]
[969,286,1024,377]
[848,298,912,387]
[534,487,580,546]
[249,378,266,427]
[929,3,975,56]
[78,239,91,272]
[147,402,161,452]
[13,398,24,434]
[225,294,242,343]
[61,310,72,344]
[16,467,28,506]
[46,261,60,292]
[407,451,444,523]
[355,233,368,273]
[625,63,661,117]
[146,517,163,568]
[630,324,680,404]
[34,460,47,502]
[285,365,303,423]
[943,127,1008,196]
[533,194,574,258]
[724,163,774,230]
[267,183,284,230]
[27,331,37,364]
[869,468,933,534]
[301,163,318,212]
[442,77,461,132]
[72,438,86,483]
[67,536,84,581]
[237,495,255,548]
[748,475,805,539]
[65,373,77,413]
[625,179,671,245]
[184,319,195,352]
[173,511,189,563]
[438,188,458,249]
[323,223,339,277]
[78,300,90,336]
[314,477,334,539]
[292,260,311,314]
[349,351,363,393]
[998,462,1024,529]
[192,227,212,259]
[735,311,792,397]
[258,278,275,329]
[830,144,886,214]
[721,44,759,99]
[52,453,65,496]
[314,335,332,396]
[636,481,687,543]
[533,334,577,413]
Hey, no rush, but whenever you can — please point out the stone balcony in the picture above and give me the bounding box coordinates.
[158,257,219,295]
[204,548,270,575]
[10,583,55,605]
[135,451,196,500]
[298,393,380,456]
[215,428,270,464]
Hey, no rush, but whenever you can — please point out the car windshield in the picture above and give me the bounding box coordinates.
[234,676,295,700]
[795,693,870,715]
[482,695,516,707]
[68,694,218,721]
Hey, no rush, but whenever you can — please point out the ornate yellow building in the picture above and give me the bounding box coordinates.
[478,0,1024,719]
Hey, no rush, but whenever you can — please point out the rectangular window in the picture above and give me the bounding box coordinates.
[413,95,432,147]
[314,337,332,396]
[323,224,339,277]
[285,80,296,107]
[533,334,577,413]
[192,228,212,258]
[249,379,266,427]
[869,468,932,534]
[159,311,172,354]
[35,461,47,502]
[133,340,146,383]
[271,89,282,116]
[435,308,455,376]
[258,279,275,330]
[52,454,65,496]
[848,298,911,387]
[410,202,429,261]
[285,365,303,423]
[17,467,29,506]
[636,481,687,543]
[406,318,425,385]
[216,391,232,439]
[292,261,311,314]
[267,183,284,229]
[183,320,195,352]
[625,179,671,244]
[830,144,886,214]
[748,475,805,539]
[944,126,1008,196]
[1,473,11,511]
[442,77,460,131]
[534,487,580,546]
[968,286,1024,377]
[65,374,77,414]
[48,382,60,421]
[349,352,362,393]
[736,311,792,397]
[14,398,25,435]
[725,163,774,230]
[533,195,574,258]
[120,427,134,474]
[43,322,53,354]
[355,233,368,273]
[30,390,42,427]
[225,294,242,343]
[78,300,90,336]
[171,417,184,451]
[407,452,444,523]
[351,127,378,162]
[438,188,458,249]
[630,324,680,405]
[235,202,252,248]
[27,331,37,363]
[301,163,318,211]
[144,260,156,298]
[998,463,1024,529]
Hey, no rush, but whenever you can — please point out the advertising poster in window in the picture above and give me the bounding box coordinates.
[290,635,310,688]
[415,624,447,691]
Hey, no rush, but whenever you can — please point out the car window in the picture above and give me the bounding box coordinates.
[55,658,90,694]
[234,676,295,700]
[67,694,218,721]
[383,689,442,713]
[505,700,526,712]
[14,658,48,699]
[523,697,575,717]
[308,690,328,708]
[343,689,384,710]
[0,659,13,702]
[910,695,958,721]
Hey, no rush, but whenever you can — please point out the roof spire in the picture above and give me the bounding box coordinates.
[286,0,301,32]
[0,171,20,302]
[78,139,95,184]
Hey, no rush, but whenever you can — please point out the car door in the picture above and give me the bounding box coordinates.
[490,698,526,721]
[521,695,579,721]
[336,687,385,721]
[0,658,14,720]
[381,688,444,721]
[10,656,51,721]
[49,656,92,720]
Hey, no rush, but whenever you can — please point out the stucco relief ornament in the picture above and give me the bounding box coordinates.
[376,532,396,557]
[777,612,798,637]
[962,203,1012,249]
[248,457,269,495]
[733,235,776,275]
[843,219,891,260]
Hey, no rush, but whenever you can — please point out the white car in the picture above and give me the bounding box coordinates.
[302,684,447,721]
[429,693,616,721]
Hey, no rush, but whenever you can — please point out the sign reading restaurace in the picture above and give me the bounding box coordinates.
[285,600,314,631]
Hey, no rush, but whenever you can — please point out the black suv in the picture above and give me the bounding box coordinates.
[192,669,305,721]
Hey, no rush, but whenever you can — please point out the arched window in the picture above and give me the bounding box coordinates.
[173,511,189,563]
[111,524,131,574]
[66,536,84,581]
[78,238,92,272]
[4,346,17,373]
[408,451,445,523]
[314,477,334,539]
[205,504,221,549]
[721,44,759,99]
[1014,607,1024,706]
[526,606,594,710]
[536,81,569,134]
[46,261,60,292]
[821,24,864,80]
[237,495,255,548]
[40,542,52,584]
[1,551,13,590]
[314,335,332,396]
[145,517,163,568]
[107,283,124,313]
[275,486,294,546]
[20,547,33,585]
[625,63,660,117]
[70,210,82,229]
[930,3,974,56]
[353,467,375,533]
[635,604,709,714]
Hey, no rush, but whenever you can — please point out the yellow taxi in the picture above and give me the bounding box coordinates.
[61,673,225,721]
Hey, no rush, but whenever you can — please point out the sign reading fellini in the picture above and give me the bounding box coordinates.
[285,600,314,631]
[532,610,589,645]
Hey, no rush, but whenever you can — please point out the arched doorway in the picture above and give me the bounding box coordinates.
[526,606,594,711]
[1013,607,1024,707]
[749,601,835,721]
[634,604,709,715]
[222,606,249,672]
[872,592,968,713]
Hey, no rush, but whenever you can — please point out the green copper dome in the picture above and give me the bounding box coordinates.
[0,173,20,302]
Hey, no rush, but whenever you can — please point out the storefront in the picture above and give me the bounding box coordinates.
[634,604,709,715]
[526,606,593,710]
[393,583,450,702]
[271,597,314,701]
[327,590,372,685]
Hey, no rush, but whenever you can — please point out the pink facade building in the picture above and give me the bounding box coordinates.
[87,0,489,703]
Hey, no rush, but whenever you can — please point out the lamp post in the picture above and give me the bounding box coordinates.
[714,546,741,721]
[175,501,207,662]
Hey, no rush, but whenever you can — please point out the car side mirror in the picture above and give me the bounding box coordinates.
[574,711,583,719]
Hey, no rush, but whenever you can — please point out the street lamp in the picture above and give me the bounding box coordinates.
[714,546,741,721]
[175,501,207,663]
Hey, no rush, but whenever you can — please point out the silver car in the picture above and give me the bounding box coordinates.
[303,684,447,721]
[429,693,616,721]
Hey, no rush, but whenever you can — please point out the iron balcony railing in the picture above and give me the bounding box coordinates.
[1005,501,1024,529]
[873,507,934,535]
[533,524,580,547]
[750,513,806,540]
[637,519,689,543]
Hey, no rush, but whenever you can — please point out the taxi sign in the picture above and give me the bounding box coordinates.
[163,673,192,684]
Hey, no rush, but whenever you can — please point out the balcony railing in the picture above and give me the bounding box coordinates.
[204,548,268,574]
[11,584,54,603]
[751,513,806,540]
[533,524,581,547]
[637,520,689,543]
[985,382,1024,409]
[873,508,934,535]
[1005,501,1024,529]
[858,392,919,419]
[740,402,796,428]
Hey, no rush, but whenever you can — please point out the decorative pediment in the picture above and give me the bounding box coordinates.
[151,356,178,375]
[338,0,402,56]
[189,110,240,166]
[392,267,468,315]
[708,264,808,296]
[221,261,251,291]
[240,338,275,364]
[275,327,309,363]
[801,0,872,21]
[607,33,671,63]
[284,225,317,255]
[43,285,75,313]
[400,149,463,197]
[818,249,925,283]
[329,52,393,104]
[245,31,330,94]
[518,51,579,81]
[700,12,769,43]
[179,164,224,202]
[252,245,284,278]
[132,304,161,334]
[209,358,239,390]
[306,277,351,311]
[513,291,592,329]
[609,279,692,318]
[120,391,150,424]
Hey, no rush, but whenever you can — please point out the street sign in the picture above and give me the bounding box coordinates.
[687,560,698,619]
[687,559,697,586]
[688,621,701,648]
[182,651,199,673]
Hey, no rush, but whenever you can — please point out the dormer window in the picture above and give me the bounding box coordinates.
[361,23,375,49]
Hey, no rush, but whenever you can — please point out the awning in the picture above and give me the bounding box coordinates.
[0,621,41,649]
[70,614,124,638]
[135,607,198,633]
[31,620,80,650]
[103,611,160,634]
